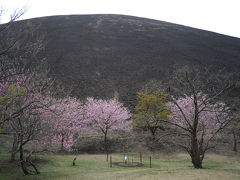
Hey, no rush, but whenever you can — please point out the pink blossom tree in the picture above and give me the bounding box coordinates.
[84,97,131,161]
[167,93,230,168]
[0,62,51,130]
[0,11,52,175]
[38,97,84,152]
[164,66,234,168]
[0,62,58,175]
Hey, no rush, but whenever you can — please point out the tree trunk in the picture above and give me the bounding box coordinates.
[19,136,30,175]
[233,131,237,152]
[150,128,156,140]
[149,128,157,151]
[190,136,202,168]
[104,133,108,162]
[73,157,77,166]
[11,133,19,161]
[190,95,203,169]
[19,135,40,175]
[61,134,64,151]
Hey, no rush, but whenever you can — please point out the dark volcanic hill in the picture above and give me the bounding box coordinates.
[9,14,240,108]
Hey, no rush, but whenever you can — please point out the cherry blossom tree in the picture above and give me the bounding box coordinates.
[6,94,54,161]
[38,97,84,152]
[167,93,230,168]
[164,65,235,168]
[0,61,58,175]
[84,97,131,161]
[0,62,52,132]
[0,7,53,175]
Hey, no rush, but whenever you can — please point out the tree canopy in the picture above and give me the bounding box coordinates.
[133,90,170,138]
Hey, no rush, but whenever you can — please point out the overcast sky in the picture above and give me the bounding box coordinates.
[1,0,240,38]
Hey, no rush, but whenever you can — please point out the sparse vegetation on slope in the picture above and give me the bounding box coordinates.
[6,14,240,108]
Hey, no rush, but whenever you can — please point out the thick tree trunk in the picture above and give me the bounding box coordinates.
[190,136,202,169]
[190,95,203,169]
[11,133,19,161]
[233,131,237,152]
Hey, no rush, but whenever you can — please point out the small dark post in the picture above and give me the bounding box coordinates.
[132,154,133,163]
[140,152,142,163]
[73,157,77,166]
[150,156,152,168]
[110,156,112,168]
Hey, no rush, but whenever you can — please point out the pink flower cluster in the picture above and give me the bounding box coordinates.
[84,97,131,132]
[168,93,229,135]
[38,97,84,150]
[38,97,132,151]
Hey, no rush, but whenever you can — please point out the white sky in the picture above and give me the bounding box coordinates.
[1,0,240,38]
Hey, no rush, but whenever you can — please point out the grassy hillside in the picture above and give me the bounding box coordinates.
[7,15,240,108]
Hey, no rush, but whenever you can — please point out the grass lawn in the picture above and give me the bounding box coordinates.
[0,151,240,180]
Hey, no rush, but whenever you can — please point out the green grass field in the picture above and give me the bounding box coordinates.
[0,151,240,180]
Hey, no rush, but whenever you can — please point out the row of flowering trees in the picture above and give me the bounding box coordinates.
[0,66,131,172]
[1,85,132,153]
[2,62,237,171]
[37,96,131,159]
[1,60,237,172]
